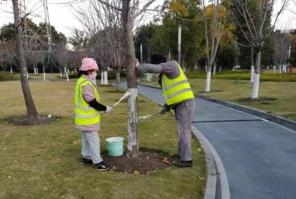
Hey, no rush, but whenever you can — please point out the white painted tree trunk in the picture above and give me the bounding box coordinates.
[273,66,276,74]
[103,71,108,85]
[213,64,217,76]
[116,71,120,90]
[251,50,261,99]
[205,71,211,92]
[251,73,260,99]
[279,66,282,74]
[36,67,38,74]
[27,71,29,79]
[250,65,255,82]
[101,71,104,85]
[10,65,13,74]
[146,73,152,81]
[60,71,63,78]
[127,88,138,157]
[43,67,46,81]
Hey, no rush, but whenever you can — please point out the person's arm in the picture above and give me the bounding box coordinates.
[82,85,108,112]
[138,63,162,74]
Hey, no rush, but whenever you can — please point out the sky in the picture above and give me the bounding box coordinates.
[0,0,296,38]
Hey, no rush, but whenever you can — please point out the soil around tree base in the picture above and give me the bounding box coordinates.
[103,150,175,175]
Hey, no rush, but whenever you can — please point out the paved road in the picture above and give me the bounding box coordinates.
[118,82,296,199]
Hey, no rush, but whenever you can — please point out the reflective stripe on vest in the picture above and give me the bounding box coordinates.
[162,64,194,105]
[74,76,100,125]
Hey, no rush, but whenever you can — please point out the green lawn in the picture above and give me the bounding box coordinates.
[188,78,296,120]
[187,70,296,82]
[0,80,206,199]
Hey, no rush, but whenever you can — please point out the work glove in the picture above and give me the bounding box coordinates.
[159,104,170,114]
[105,106,112,113]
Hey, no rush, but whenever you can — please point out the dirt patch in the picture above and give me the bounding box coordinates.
[237,97,277,105]
[7,115,60,125]
[103,150,174,175]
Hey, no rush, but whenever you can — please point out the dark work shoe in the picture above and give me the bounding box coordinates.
[81,158,93,164]
[94,161,110,170]
[175,160,193,167]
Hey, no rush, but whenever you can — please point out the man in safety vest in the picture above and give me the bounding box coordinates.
[74,58,112,170]
[138,54,195,167]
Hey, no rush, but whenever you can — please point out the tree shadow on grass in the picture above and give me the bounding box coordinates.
[3,115,62,126]
[236,97,277,105]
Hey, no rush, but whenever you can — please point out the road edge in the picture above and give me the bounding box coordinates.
[198,95,296,131]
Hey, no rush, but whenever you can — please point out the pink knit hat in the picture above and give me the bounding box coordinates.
[79,58,98,71]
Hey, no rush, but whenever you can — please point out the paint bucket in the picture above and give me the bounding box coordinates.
[106,137,124,157]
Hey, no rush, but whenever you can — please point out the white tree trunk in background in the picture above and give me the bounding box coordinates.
[60,71,63,78]
[103,71,108,85]
[116,71,120,89]
[101,71,104,85]
[279,65,282,74]
[213,64,217,76]
[251,73,260,99]
[43,67,46,81]
[273,65,276,74]
[205,71,211,92]
[250,65,255,82]
[26,70,29,79]
[10,65,13,74]
[251,51,261,99]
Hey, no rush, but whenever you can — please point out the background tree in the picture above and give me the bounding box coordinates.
[232,0,288,99]
[12,0,39,121]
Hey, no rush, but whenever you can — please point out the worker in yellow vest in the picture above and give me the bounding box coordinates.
[138,54,195,167]
[74,58,112,170]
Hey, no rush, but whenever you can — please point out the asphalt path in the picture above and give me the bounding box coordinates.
[118,82,296,199]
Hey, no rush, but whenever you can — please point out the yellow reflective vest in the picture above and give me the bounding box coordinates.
[161,64,194,105]
[74,76,100,125]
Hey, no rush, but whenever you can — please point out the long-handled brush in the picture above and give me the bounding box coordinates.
[112,91,131,107]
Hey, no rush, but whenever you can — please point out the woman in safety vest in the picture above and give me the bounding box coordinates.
[74,58,112,170]
[138,54,195,167]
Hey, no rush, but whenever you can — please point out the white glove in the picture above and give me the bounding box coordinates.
[105,106,112,113]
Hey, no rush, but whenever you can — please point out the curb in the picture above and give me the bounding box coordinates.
[191,126,230,199]
[198,95,296,131]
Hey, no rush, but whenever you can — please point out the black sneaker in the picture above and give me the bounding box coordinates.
[175,160,193,167]
[81,158,93,164]
[94,161,110,170]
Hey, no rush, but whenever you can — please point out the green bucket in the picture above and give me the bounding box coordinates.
[106,137,124,157]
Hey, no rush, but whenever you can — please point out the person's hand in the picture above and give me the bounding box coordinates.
[135,59,139,68]
[105,106,112,113]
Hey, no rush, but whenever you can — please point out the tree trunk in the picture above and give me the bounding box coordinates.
[116,70,121,90]
[205,68,212,92]
[43,67,46,81]
[12,0,39,119]
[122,0,138,157]
[213,63,217,76]
[10,64,13,74]
[103,71,108,85]
[250,47,254,82]
[251,50,261,99]
[101,71,104,85]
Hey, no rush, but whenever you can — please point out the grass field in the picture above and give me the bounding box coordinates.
[188,78,296,120]
[0,80,206,199]
[187,70,296,82]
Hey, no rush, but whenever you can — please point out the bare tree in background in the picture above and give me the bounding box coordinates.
[273,30,291,73]
[232,0,288,99]
[202,0,227,92]
[12,0,39,121]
